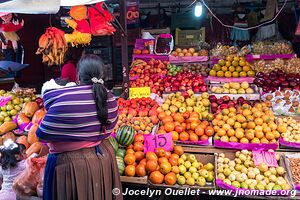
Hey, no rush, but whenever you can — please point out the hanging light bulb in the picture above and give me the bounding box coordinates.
[194,1,203,17]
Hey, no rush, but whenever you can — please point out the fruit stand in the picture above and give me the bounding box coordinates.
[2,1,300,199]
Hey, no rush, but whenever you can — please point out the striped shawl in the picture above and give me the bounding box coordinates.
[36,85,118,142]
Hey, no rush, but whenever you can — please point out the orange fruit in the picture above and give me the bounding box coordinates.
[162,116,173,124]
[171,166,180,174]
[134,151,145,162]
[260,137,269,144]
[146,160,158,172]
[254,118,263,126]
[135,165,147,177]
[255,131,264,139]
[227,129,235,137]
[247,122,256,129]
[201,135,209,141]
[133,142,144,152]
[189,133,199,141]
[126,149,135,155]
[160,162,172,175]
[240,137,249,144]
[165,151,171,159]
[164,172,177,185]
[158,157,169,165]
[179,132,189,141]
[124,154,136,165]
[229,136,238,142]
[155,147,166,158]
[265,132,275,141]
[171,131,179,141]
[134,134,144,143]
[168,157,178,166]
[173,114,184,123]
[251,138,261,144]
[139,158,147,166]
[235,130,244,139]
[245,130,255,140]
[174,125,184,133]
[125,165,136,177]
[146,152,158,161]
[164,122,175,132]
[149,171,164,184]
[173,146,184,156]
[217,129,226,137]
[195,125,205,136]
[190,121,199,130]
[220,135,229,142]
[158,112,167,120]
[205,126,215,137]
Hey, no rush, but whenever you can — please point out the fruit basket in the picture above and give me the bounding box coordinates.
[209,82,260,101]
[216,151,293,196]
[148,153,216,190]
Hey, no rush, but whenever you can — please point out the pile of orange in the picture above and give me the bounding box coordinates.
[213,103,284,144]
[146,146,185,185]
[157,111,214,142]
[124,134,147,177]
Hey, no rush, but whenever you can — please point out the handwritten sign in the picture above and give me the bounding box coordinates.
[0,96,11,107]
[129,87,150,99]
[253,151,278,167]
[144,133,173,153]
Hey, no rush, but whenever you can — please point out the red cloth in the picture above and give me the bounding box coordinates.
[76,19,91,34]
[61,61,77,82]
[0,23,23,32]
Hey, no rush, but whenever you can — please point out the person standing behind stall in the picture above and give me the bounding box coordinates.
[60,47,82,82]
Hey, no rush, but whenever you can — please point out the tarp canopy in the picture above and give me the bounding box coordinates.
[0,0,105,14]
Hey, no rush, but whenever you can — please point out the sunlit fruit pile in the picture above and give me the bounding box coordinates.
[162,72,208,93]
[211,82,254,94]
[217,150,291,190]
[160,91,213,120]
[209,56,255,78]
[129,59,168,89]
[171,48,208,57]
[278,117,300,143]
[209,95,253,114]
[213,103,286,144]
[158,112,214,142]
[288,157,300,186]
[176,153,214,186]
[0,90,36,124]
[252,41,294,55]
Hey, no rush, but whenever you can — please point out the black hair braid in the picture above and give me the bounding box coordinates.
[77,54,111,130]
[0,143,25,170]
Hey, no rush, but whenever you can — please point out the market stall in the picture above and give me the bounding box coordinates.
[2,0,300,199]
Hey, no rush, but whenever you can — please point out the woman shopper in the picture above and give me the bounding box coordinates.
[37,55,122,200]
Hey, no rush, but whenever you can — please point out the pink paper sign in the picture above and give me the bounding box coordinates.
[144,133,173,153]
[0,96,11,107]
[252,151,278,167]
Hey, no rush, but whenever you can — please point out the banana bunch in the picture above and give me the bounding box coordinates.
[64,30,91,47]
[36,27,68,66]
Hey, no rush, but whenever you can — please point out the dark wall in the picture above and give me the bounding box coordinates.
[15,14,60,92]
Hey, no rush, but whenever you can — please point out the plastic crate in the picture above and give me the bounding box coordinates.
[175,28,205,46]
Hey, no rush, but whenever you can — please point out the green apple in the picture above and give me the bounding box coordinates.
[192,172,200,180]
[179,165,187,175]
[188,154,197,163]
[177,176,186,185]
[196,176,206,187]
[189,166,197,174]
[184,172,192,179]
[184,161,191,169]
[186,177,195,186]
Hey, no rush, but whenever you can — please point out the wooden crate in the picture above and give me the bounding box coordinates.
[148,153,216,190]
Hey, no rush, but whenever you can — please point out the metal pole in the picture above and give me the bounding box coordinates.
[120,0,129,98]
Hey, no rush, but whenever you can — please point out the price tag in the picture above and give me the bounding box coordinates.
[144,133,173,153]
[253,151,278,167]
[129,87,150,99]
[0,96,11,107]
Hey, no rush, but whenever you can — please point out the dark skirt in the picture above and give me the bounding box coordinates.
[43,139,123,200]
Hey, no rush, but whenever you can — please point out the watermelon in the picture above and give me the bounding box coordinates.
[116,148,126,158]
[116,125,135,147]
[116,156,125,175]
[108,136,118,154]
